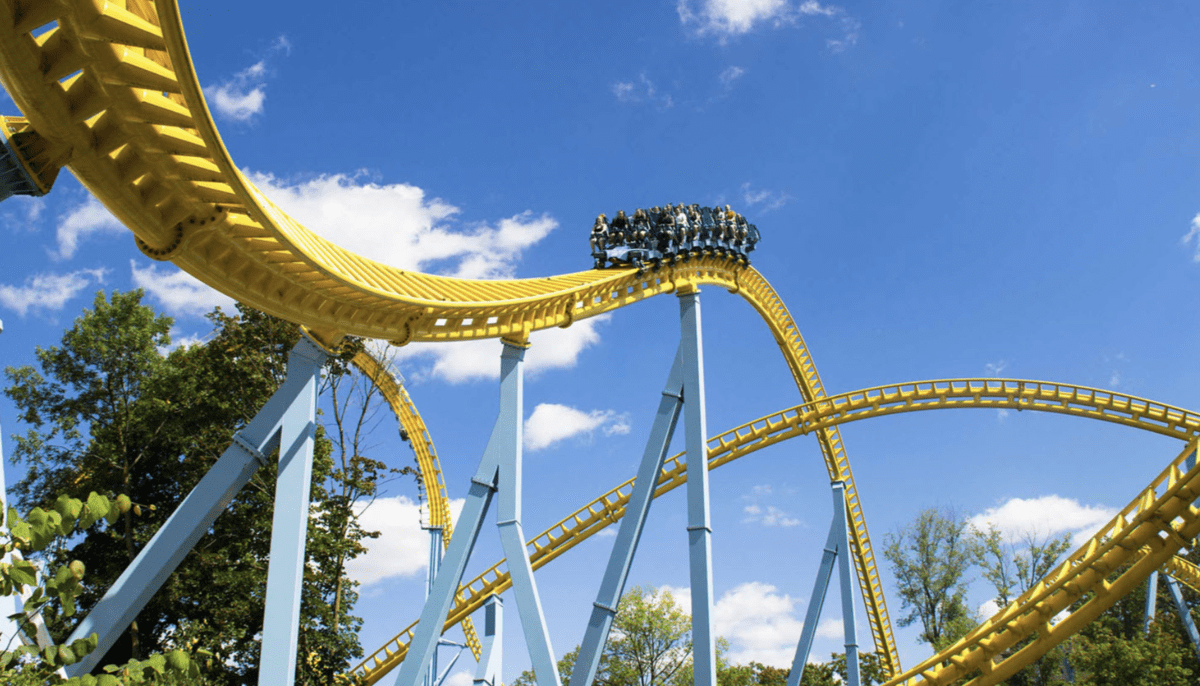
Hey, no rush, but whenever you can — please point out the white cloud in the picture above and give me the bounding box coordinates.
[1183,213,1200,261]
[984,360,1007,376]
[524,403,630,451]
[978,599,1001,620]
[344,495,465,587]
[391,314,610,384]
[158,327,207,355]
[678,0,846,41]
[204,36,290,122]
[442,670,473,686]
[54,197,124,260]
[968,495,1117,546]
[656,583,807,666]
[719,66,746,86]
[714,582,806,666]
[740,183,789,212]
[610,73,674,109]
[247,171,556,279]
[741,484,801,527]
[0,268,106,316]
[130,261,237,317]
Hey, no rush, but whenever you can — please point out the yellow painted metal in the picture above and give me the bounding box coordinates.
[348,351,482,661]
[9,2,1192,684]
[350,379,1200,684]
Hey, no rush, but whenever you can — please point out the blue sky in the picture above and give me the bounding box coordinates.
[3,0,1200,680]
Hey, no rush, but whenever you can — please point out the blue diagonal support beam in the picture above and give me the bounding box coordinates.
[679,290,716,686]
[1165,575,1200,664]
[66,335,330,678]
[788,481,860,686]
[569,344,686,686]
[1144,570,1159,634]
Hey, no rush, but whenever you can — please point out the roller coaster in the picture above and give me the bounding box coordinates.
[0,2,1197,686]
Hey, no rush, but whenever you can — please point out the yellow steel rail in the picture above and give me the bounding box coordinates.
[0,6,898,670]
[349,351,481,661]
[351,379,1200,684]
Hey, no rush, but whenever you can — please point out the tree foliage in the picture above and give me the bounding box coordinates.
[0,493,205,684]
[3,291,391,684]
[882,507,974,650]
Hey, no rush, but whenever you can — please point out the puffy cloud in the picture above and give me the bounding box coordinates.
[246,171,556,280]
[968,495,1117,545]
[524,403,631,451]
[677,0,843,40]
[204,36,290,122]
[130,261,237,318]
[719,66,746,86]
[0,268,106,316]
[391,314,610,384]
[344,495,465,587]
[658,583,807,667]
[54,196,124,260]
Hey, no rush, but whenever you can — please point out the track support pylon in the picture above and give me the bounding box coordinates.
[679,289,718,686]
[787,480,861,686]
[395,338,561,686]
[474,595,503,686]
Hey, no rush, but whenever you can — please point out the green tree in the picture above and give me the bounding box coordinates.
[3,293,383,684]
[971,525,1073,686]
[1070,620,1193,686]
[514,586,693,686]
[882,508,974,650]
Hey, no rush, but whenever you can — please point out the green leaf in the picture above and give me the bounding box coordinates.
[86,493,111,527]
[58,643,77,665]
[165,649,189,672]
[9,559,37,586]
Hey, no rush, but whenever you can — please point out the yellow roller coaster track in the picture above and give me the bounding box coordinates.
[352,379,1200,685]
[4,3,1195,686]
[0,2,899,674]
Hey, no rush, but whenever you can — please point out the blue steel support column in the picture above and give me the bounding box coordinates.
[679,290,716,686]
[474,596,504,686]
[495,339,562,686]
[832,482,861,686]
[569,345,686,686]
[787,512,842,686]
[1165,576,1200,663]
[396,344,525,686]
[1143,570,1159,634]
[66,335,329,677]
[259,336,328,686]
[423,525,445,686]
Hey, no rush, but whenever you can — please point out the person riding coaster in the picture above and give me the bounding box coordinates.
[590,203,760,271]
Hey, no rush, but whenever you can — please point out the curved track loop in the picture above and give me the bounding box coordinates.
[348,351,482,661]
[0,4,898,673]
[351,378,1200,684]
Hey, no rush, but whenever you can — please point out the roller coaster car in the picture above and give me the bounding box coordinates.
[591,205,760,272]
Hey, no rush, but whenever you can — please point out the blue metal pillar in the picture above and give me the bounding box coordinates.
[423,524,445,686]
[495,339,562,686]
[66,335,330,677]
[679,290,716,686]
[832,482,860,686]
[258,336,327,686]
[474,596,503,686]
[396,339,546,686]
[1165,576,1200,663]
[787,482,860,686]
[569,345,686,686]
[1143,570,1159,634]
